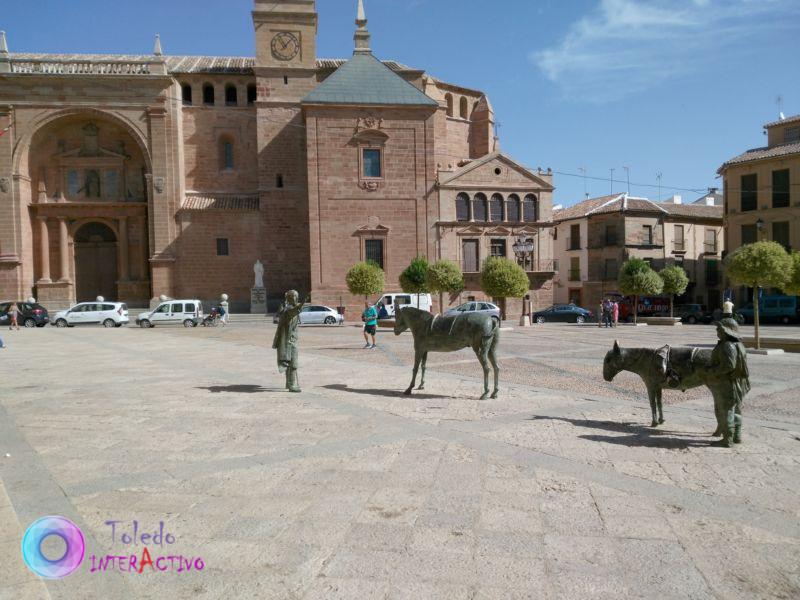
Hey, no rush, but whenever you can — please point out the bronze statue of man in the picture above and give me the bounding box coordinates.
[272,290,304,392]
[708,318,750,447]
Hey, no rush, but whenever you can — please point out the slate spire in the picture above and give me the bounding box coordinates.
[354,0,371,54]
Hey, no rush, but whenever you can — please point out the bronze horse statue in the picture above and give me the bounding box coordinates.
[603,340,727,431]
[394,307,501,400]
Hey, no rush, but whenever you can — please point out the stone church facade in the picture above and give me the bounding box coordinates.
[0,0,554,316]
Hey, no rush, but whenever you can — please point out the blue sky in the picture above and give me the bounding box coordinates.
[4,0,800,206]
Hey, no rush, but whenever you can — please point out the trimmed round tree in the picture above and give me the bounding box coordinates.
[399,255,429,307]
[618,258,664,324]
[426,260,464,314]
[480,257,529,320]
[725,241,791,349]
[346,261,385,302]
[659,265,690,317]
[783,252,800,297]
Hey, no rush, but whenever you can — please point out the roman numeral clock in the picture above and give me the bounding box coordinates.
[271,32,300,61]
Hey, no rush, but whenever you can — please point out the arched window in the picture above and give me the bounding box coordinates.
[523,194,538,222]
[460,96,469,119]
[220,138,234,170]
[202,83,215,106]
[247,84,257,105]
[445,93,454,117]
[490,193,504,222]
[456,193,470,222]
[473,193,488,222]
[225,84,238,107]
[506,194,521,222]
[181,84,192,106]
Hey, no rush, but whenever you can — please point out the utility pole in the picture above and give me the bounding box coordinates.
[656,172,663,201]
[610,168,615,195]
[622,166,630,195]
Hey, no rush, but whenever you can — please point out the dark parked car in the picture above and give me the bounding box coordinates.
[0,301,50,328]
[532,304,594,324]
[673,304,711,324]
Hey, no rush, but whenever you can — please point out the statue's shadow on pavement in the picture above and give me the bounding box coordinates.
[323,384,451,400]
[527,416,712,449]
[198,385,282,394]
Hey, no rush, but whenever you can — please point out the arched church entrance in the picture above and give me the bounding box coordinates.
[74,222,118,302]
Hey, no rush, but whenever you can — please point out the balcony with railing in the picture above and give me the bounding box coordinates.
[703,241,718,254]
[568,269,581,282]
[673,240,686,253]
[9,56,167,76]
[567,237,582,251]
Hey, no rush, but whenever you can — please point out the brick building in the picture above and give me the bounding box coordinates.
[552,194,723,312]
[0,0,554,315]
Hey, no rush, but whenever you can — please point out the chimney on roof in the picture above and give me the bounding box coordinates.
[705,197,715,206]
[354,0,371,54]
[664,194,682,204]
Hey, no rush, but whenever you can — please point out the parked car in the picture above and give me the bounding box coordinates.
[377,293,432,317]
[532,304,594,324]
[272,304,344,325]
[52,302,129,328]
[444,301,502,323]
[0,301,50,328]
[137,300,203,328]
[673,304,712,325]
[738,295,798,325]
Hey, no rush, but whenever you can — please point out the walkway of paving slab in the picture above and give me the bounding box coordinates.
[1,322,799,599]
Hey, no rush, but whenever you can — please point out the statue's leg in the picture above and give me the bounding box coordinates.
[733,401,742,444]
[646,385,659,427]
[657,389,665,424]
[477,344,490,400]
[711,390,734,447]
[489,343,500,399]
[288,368,301,393]
[405,352,421,395]
[417,352,428,390]
[709,386,724,436]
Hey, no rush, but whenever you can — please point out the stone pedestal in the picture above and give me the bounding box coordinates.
[251,287,267,314]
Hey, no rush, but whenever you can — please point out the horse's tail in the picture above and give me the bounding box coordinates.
[488,317,500,352]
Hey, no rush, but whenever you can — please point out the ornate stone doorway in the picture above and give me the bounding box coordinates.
[74,222,118,302]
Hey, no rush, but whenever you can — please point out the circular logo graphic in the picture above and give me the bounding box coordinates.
[21,516,85,579]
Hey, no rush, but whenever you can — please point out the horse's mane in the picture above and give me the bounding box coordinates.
[398,306,434,322]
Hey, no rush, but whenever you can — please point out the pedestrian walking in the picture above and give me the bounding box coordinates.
[362,301,378,349]
[602,298,613,328]
[722,298,734,319]
[598,301,604,328]
[8,303,20,330]
[219,294,229,326]
[612,301,619,328]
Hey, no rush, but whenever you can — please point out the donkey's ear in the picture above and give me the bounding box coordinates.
[613,340,621,353]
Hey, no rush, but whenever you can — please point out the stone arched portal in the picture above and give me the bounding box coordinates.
[74,222,118,302]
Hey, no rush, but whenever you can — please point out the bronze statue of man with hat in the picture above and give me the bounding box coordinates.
[708,318,751,447]
[272,290,304,392]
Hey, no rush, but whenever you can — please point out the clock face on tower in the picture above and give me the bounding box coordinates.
[271,32,300,61]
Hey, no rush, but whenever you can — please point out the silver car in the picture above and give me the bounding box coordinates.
[444,301,501,323]
[272,304,343,325]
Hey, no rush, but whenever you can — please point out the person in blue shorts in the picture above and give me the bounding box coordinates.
[362,302,378,349]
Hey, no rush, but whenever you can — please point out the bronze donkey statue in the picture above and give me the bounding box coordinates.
[394,306,501,400]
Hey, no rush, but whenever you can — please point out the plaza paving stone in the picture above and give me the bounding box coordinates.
[0,320,799,599]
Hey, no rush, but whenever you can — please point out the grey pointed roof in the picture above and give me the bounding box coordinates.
[302,51,437,107]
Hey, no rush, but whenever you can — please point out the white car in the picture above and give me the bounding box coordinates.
[137,300,203,328]
[377,293,432,317]
[272,304,343,325]
[52,302,130,328]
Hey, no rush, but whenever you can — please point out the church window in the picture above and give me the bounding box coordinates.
[67,170,79,197]
[276,174,284,188]
[490,194,504,221]
[216,238,229,256]
[365,239,384,269]
[105,171,119,199]
[247,84,257,105]
[473,193,488,222]
[203,83,215,106]
[182,84,193,106]
[506,194,521,222]
[221,140,234,170]
[523,194,538,222]
[445,93,453,117]
[460,97,469,119]
[225,84,238,106]
[362,148,382,179]
[456,193,470,221]
[85,170,101,198]
[284,75,289,85]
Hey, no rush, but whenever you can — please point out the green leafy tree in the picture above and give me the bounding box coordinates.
[725,241,791,348]
[783,252,800,297]
[426,260,464,314]
[399,255,429,307]
[618,258,664,324]
[346,261,385,301]
[480,257,529,319]
[659,265,690,317]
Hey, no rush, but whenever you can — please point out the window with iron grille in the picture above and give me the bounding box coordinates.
[490,239,507,258]
[674,225,685,251]
[773,169,790,208]
[741,174,757,212]
[216,238,229,256]
[462,239,479,272]
[365,239,384,269]
[569,256,580,281]
[741,223,758,245]
[704,228,717,253]
[642,225,653,245]
[773,221,790,251]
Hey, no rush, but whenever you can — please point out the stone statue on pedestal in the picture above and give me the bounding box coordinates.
[272,290,304,392]
[254,260,264,289]
[251,259,267,315]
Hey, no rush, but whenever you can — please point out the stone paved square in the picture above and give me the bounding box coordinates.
[1,321,799,599]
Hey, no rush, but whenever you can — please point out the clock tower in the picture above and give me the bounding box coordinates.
[253,0,317,71]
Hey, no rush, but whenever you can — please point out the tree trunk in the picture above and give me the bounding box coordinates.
[634,295,638,325]
[754,287,761,350]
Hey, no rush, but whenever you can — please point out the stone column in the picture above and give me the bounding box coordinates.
[58,217,70,282]
[37,217,51,283]
[138,216,149,281]
[118,216,129,281]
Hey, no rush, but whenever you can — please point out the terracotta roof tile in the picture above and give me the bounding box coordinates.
[554,194,722,222]
[182,194,259,211]
[718,141,800,171]
[764,113,800,128]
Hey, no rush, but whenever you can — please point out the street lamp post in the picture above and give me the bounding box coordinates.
[512,235,535,326]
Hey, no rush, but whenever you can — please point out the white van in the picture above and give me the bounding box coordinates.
[137,299,203,328]
[377,293,432,317]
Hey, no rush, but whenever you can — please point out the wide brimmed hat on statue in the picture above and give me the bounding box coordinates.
[716,318,743,341]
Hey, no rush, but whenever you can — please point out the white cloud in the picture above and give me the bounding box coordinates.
[533,0,799,102]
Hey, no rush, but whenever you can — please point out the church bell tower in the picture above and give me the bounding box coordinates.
[253,0,317,70]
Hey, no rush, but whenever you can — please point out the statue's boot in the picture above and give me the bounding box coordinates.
[287,369,301,393]
[732,414,742,444]
[710,437,731,448]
